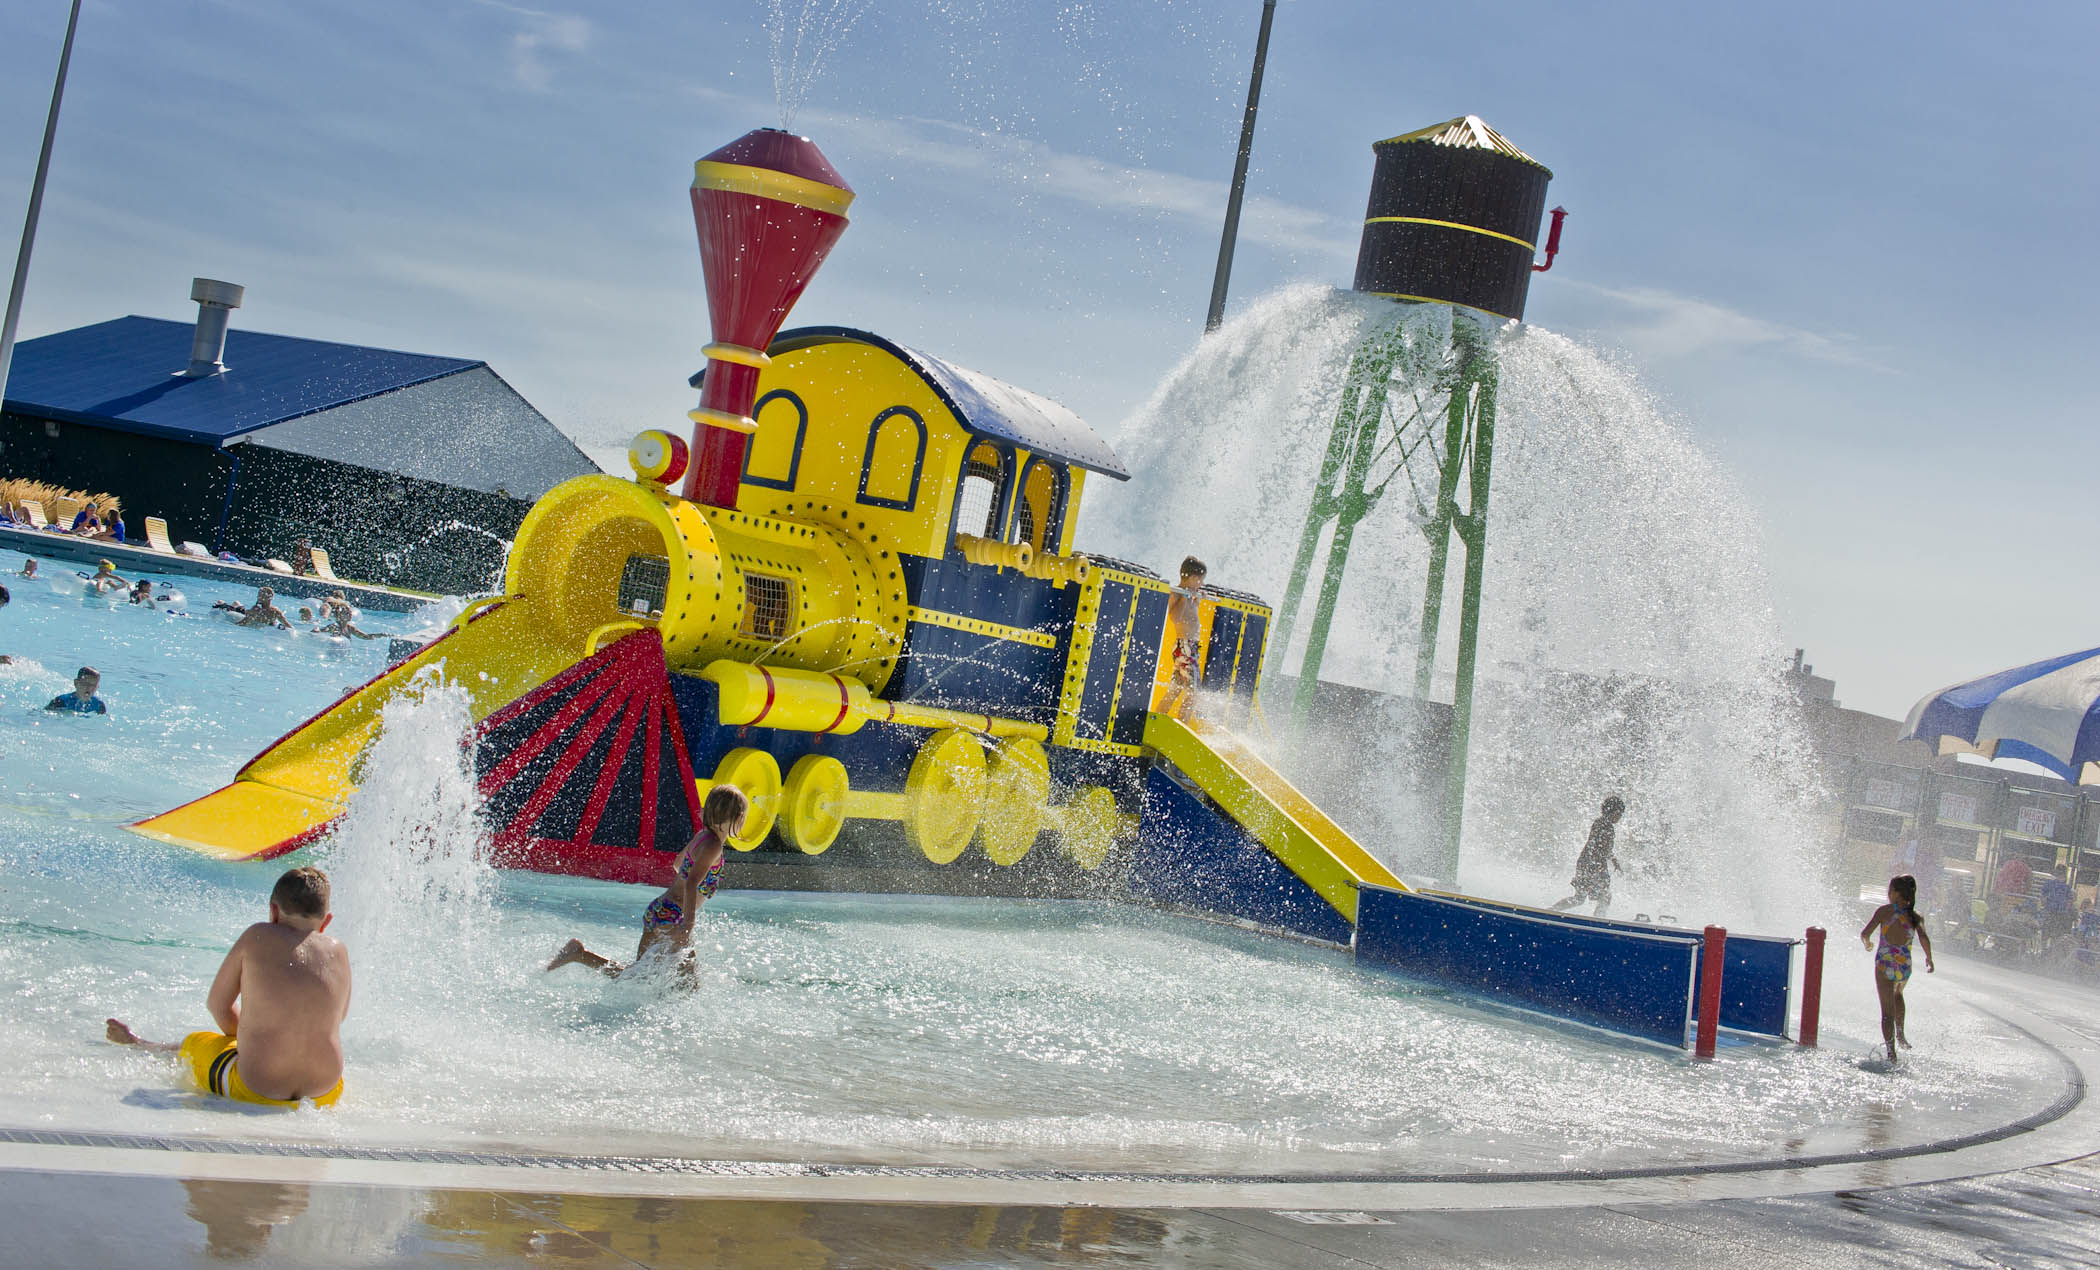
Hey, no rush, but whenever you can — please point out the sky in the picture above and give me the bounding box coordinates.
[0,0,2094,720]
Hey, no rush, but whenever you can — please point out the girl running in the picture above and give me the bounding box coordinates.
[1860,873,1934,1063]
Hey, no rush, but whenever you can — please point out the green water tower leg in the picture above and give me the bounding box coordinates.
[1439,334,1499,882]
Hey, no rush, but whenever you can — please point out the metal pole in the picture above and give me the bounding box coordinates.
[0,0,84,406]
[1203,0,1277,333]
[1441,321,1498,879]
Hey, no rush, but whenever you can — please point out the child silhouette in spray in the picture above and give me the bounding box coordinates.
[1551,795,1625,917]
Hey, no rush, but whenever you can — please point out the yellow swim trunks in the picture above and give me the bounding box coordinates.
[179,1032,343,1108]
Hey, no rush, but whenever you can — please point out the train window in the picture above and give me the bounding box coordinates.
[857,406,926,510]
[954,441,1008,541]
[744,389,807,490]
[741,572,794,642]
[617,554,669,617]
[1013,458,1065,553]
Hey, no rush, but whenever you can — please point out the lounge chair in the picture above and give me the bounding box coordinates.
[23,501,48,530]
[309,547,341,582]
[265,559,294,574]
[52,497,81,529]
[145,516,177,554]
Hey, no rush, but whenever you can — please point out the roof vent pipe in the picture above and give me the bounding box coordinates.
[183,277,244,376]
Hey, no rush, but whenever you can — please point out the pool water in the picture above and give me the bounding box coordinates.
[0,545,2063,1175]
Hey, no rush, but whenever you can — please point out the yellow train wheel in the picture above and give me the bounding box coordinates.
[707,748,781,850]
[977,737,1049,866]
[904,728,987,864]
[1057,785,1120,871]
[779,754,850,855]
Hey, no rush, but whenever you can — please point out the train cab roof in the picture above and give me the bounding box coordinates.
[767,327,1129,481]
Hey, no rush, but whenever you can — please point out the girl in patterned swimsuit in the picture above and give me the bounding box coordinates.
[1860,873,1934,1063]
[546,785,749,982]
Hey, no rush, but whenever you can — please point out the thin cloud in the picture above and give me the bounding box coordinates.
[1567,281,1893,372]
[476,1,590,92]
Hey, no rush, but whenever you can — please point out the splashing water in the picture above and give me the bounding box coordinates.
[319,669,498,996]
[1092,286,1833,933]
[766,0,877,130]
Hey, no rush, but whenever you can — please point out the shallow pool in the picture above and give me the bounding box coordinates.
[0,544,2062,1175]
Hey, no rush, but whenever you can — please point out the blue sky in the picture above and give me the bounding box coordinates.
[1,0,2094,718]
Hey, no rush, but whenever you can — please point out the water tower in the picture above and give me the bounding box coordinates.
[1269,116,1563,879]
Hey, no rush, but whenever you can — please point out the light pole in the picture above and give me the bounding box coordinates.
[0,0,85,406]
[1204,0,1277,333]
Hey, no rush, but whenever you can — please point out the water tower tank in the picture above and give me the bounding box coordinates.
[1351,116,1552,322]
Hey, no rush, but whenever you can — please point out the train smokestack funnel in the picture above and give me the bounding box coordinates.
[1352,116,1552,322]
[679,128,854,507]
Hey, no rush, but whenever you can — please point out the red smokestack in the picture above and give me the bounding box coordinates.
[682,128,854,507]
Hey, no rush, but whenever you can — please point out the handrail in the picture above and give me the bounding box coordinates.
[584,619,647,657]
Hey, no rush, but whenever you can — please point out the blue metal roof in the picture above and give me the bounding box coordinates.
[770,326,1129,480]
[1,316,480,447]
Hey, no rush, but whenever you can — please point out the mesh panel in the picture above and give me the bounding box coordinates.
[957,451,1003,538]
[742,572,793,642]
[1014,497,1035,548]
[617,555,669,616]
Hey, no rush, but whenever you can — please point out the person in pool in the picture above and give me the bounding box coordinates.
[315,591,382,640]
[84,559,127,595]
[1861,873,1935,1064]
[107,866,351,1107]
[0,582,10,664]
[45,666,107,714]
[215,585,292,629]
[547,785,748,982]
[16,558,35,579]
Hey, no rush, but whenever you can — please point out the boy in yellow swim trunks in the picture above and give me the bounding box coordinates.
[106,866,352,1107]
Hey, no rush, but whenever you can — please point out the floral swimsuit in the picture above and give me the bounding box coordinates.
[1876,903,1916,985]
[641,835,723,931]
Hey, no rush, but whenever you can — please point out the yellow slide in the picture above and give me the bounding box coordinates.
[132,598,577,860]
[1141,712,1405,923]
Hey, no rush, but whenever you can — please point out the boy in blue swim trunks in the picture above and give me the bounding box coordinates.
[547,785,748,981]
[106,866,351,1106]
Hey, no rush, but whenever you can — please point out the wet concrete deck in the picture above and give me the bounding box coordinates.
[5,959,2096,1267]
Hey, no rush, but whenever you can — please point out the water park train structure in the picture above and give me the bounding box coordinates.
[129,124,1824,1055]
[134,127,1402,947]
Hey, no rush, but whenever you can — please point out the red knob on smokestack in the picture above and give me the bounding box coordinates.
[682,128,854,507]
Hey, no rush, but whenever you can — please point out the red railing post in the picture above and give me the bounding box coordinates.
[1798,926,1825,1047]
[1695,925,1726,1060]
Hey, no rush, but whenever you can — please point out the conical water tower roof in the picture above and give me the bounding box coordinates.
[1374,115,1551,176]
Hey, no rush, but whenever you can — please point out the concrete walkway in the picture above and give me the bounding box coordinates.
[3,960,2095,1267]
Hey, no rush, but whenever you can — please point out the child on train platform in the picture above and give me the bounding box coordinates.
[1161,556,1207,719]
[106,866,351,1107]
[1861,874,1935,1064]
[546,785,748,982]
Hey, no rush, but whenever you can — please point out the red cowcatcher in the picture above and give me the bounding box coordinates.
[682,128,854,507]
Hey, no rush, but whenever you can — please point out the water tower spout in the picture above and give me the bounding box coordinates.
[680,128,854,508]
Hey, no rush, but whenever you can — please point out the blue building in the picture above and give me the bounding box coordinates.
[0,279,597,592]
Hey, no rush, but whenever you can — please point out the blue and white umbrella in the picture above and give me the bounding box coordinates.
[1903,646,2100,783]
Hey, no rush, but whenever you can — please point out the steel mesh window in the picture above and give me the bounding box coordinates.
[741,572,793,642]
[617,554,669,616]
[1014,496,1035,549]
[956,450,1003,539]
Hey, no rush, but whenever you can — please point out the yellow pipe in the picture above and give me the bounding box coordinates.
[700,660,1049,741]
[842,789,906,821]
[583,620,647,657]
[862,698,1049,742]
[954,533,1033,572]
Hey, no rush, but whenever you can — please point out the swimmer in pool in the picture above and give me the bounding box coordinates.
[547,786,747,982]
[214,585,292,629]
[84,559,127,595]
[316,591,383,640]
[106,866,351,1106]
[16,558,36,579]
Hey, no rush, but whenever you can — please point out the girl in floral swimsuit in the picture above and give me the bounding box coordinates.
[547,785,748,981]
[1860,873,1934,1063]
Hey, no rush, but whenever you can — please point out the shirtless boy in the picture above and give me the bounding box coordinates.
[316,591,382,640]
[106,866,352,1106]
[1161,556,1207,718]
[215,585,292,629]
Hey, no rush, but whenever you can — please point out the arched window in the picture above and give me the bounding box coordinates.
[743,389,807,490]
[953,440,1010,540]
[856,406,926,510]
[1012,457,1066,553]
